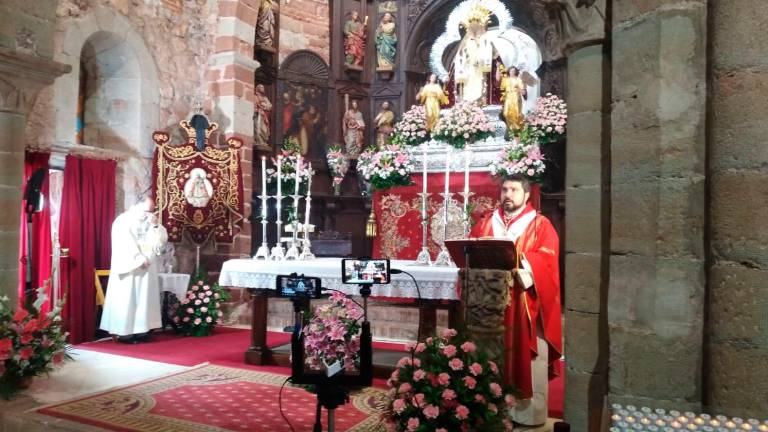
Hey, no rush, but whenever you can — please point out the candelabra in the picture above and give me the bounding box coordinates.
[284,195,302,260]
[253,194,270,260]
[415,191,431,265]
[433,191,454,267]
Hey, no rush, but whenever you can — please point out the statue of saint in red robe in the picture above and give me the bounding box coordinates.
[469,176,562,426]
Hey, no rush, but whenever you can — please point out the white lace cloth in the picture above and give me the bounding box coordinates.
[218,258,460,300]
[159,273,191,299]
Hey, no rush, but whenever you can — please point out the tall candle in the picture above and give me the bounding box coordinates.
[295,154,302,196]
[464,149,470,195]
[422,147,428,198]
[444,149,451,198]
[261,156,267,218]
[304,162,312,230]
[276,155,283,211]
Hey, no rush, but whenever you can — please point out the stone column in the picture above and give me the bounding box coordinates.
[0,47,70,301]
[609,1,707,410]
[707,1,768,418]
[564,43,609,431]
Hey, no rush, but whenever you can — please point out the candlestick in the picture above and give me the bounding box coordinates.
[416,147,431,265]
[300,162,315,260]
[253,156,270,259]
[271,155,285,260]
[434,148,453,267]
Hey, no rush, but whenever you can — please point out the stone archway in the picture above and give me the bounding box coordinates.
[47,6,161,210]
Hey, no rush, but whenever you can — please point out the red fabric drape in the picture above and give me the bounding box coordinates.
[372,172,540,260]
[59,156,116,344]
[18,152,52,313]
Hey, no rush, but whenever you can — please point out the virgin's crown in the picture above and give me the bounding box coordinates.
[460,2,492,28]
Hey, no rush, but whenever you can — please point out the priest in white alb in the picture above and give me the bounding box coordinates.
[100,193,167,343]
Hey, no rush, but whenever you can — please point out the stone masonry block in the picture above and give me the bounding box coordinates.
[565,185,602,254]
[565,309,606,373]
[709,263,768,346]
[609,255,704,338]
[567,44,604,114]
[565,366,607,431]
[566,111,602,188]
[710,170,768,267]
[0,189,22,232]
[711,0,768,72]
[711,70,768,172]
[565,252,602,314]
[708,341,768,419]
[611,177,705,258]
[609,325,702,403]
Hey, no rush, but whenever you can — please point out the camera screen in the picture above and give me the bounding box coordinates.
[277,275,322,299]
[341,259,390,284]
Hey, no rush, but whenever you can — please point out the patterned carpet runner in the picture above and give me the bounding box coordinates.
[38,365,387,431]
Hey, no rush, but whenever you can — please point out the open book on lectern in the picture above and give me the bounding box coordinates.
[444,238,517,270]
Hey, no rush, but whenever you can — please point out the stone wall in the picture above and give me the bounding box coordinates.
[0,0,57,59]
[609,0,708,411]
[707,0,768,418]
[278,0,330,64]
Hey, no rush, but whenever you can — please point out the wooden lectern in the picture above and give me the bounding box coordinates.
[445,238,517,373]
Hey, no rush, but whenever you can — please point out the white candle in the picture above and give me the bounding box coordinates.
[304,162,312,230]
[464,149,470,195]
[422,147,428,218]
[444,149,451,198]
[295,154,302,196]
[261,156,267,218]
[276,155,283,213]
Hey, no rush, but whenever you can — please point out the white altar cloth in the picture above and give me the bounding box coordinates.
[159,273,190,299]
[218,258,460,300]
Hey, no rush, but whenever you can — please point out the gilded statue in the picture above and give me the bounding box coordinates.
[416,73,449,132]
[499,66,528,134]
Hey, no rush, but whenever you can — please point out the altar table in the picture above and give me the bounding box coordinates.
[219,258,462,365]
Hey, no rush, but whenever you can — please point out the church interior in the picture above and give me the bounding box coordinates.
[1,0,767,431]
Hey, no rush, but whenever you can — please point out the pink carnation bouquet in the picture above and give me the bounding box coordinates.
[391,105,429,147]
[326,145,350,192]
[303,291,364,371]
[266,137,313,196]
[175,272,229,337]
[383,328,518,431]
[525,93,567,145]
[357,144,415,191]
[490,140,546,182]
[432,102,495,149]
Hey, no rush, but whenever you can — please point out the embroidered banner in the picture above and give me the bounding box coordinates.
[151,122,244,246]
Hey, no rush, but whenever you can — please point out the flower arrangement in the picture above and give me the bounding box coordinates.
[303,291,364,371]
[525,93,567,145]
[391,105,429,147]
[432,102,495,149]
[326,144,350,195]
[0,288,70,399]
[490,140,546,182]
[383,328,517,431]
[357,144,415,191]
[266,137,313,196]
[175,272,230,337]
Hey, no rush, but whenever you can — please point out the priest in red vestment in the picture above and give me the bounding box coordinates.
[469,174,562,426]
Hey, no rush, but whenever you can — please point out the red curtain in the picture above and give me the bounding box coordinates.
[59,156,116,344]
[18,152,52,312]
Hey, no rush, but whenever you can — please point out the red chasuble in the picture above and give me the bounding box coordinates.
[469,205,562,398]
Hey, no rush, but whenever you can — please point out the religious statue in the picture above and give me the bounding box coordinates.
[499,66,528,134]
[373,101,395,148]
[183,168,214,208]
[375,13,397,70]
[343,11,367,68]
[255,0,277,48]
[416,73,449,132]
[298,105,320,155]
[451,3,496,104]
[253,84,272,148]
[343,99,365,158]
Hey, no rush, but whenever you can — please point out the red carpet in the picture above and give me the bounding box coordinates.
[76,327,564,418]
[38,364,385,432]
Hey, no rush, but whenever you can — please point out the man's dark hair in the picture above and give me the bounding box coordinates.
[502,174,531,193]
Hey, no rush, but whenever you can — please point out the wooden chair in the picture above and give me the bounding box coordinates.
[94,270,110,307]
